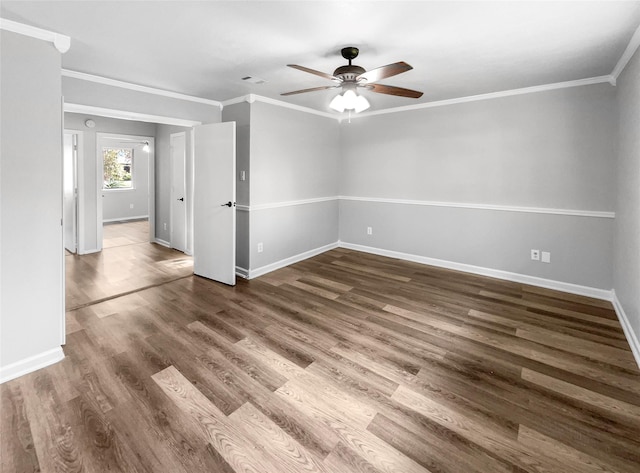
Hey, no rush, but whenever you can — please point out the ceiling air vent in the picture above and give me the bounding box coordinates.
[242,76,266,85]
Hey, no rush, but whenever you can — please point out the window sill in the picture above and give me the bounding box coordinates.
[103,188,136,193]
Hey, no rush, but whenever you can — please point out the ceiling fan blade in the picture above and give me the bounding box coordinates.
[357,61,413,83]
[367,83,423,98]
[281,85,339,96]
[287,64,338,81]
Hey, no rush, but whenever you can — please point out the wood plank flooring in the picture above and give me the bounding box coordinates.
[65,220,192,310]
[3,236,640,472]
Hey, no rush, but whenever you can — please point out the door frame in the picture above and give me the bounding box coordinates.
[96,133,155,250]
[170,131,187,252]
[63,129,83,253]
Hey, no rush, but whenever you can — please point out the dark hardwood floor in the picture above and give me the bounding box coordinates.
[3,229,640,472]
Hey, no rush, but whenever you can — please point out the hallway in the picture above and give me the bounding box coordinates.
[65,220,192,311]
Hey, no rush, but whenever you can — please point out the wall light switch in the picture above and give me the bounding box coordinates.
[531,249,540,261]
[367,226,373,235]
[541,251,551,263]
[240,171,246,181]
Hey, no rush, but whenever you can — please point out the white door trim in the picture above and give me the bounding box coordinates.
[96,133,155,249]
[170,132,187,252]
[188,128,195,256]
[63,129,84,252]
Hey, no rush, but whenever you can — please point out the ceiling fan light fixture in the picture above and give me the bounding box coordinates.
[329,93,346,112]
[354,94,370,113]
[330,89,370,114]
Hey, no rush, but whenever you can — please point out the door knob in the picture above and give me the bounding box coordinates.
[220,201,234,207]
[178,197,184,201]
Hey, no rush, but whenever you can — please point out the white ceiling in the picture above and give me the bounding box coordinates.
[2,1,640,113]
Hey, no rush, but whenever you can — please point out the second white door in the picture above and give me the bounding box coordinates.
[170,132,187,253]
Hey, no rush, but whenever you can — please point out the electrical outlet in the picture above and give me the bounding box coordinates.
[541,251,551,263]
[531,249,540,261]
[163,223,167,231]
[239,170,246,181]
[367,226,373,235]
[257,242,263,253]
[130,203,134,209]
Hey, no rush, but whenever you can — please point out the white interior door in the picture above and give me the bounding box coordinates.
[170,132,187,252]
[193,122,236,285]
[63,133,77,253]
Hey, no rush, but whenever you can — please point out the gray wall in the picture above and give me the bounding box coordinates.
[614,48,640,343]
[1,31,63,368]
[340,84,617,289]
[248,101,340,270]
[64,113,156,251]
[222,102,251,270]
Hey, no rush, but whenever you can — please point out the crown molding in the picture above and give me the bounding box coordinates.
[64,103,202,127]
[62,69,222,108]
[0,18,70,53]
[222,94,336,119]
[220,95,250,108]
[349,75,615,120]
[611,23,640,80]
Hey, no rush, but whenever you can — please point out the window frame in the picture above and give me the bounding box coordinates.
[102,146,135,191]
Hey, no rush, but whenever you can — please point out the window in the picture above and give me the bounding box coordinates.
[103,147,133,189]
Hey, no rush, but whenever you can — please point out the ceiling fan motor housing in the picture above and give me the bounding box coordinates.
[336,46,365,81]
[333,64,366,82]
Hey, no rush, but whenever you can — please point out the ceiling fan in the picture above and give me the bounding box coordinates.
[281,46,423,113]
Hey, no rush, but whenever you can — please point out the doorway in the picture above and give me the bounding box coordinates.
[63,131,80,254]
[96,133,155,251]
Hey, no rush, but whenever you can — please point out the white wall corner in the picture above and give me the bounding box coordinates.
[611,23,640,80]
[236,266,250,279]
[611,290,640,369]
[248,94,338,120]
[221,95,249,108]
[0,347,65,384]
[0,18,71,53]
[154,238,170,248]
[248,241,340,279]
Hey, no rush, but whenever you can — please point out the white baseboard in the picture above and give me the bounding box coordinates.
[154,238,170,248]
[248,242,340,279]
[0,347,65,384]
[338,241,613,301]
[79,248,100,255]
[612,291,640,369]
[236,266,249,279]
[103,215,149,223]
